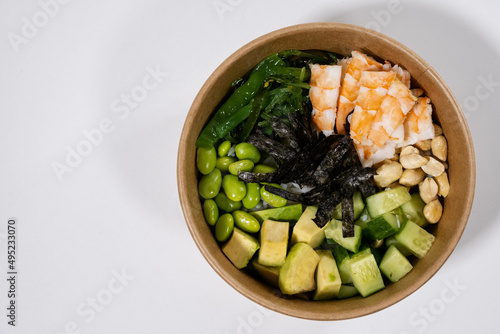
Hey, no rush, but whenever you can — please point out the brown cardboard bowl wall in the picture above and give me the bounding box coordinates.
[177,23,475,320]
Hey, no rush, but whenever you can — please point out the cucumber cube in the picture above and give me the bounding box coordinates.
[379,245,413,282]
[365,187,411,218]
[400,193,428,227]
[338,285,359,299]
[332,246,352,284]
[394,221,435,258]
[332,191,365,220]
[324,219,362,253]
[363,212,400,241]
[348,252,385,297]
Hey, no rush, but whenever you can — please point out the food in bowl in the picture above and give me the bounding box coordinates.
[194,48,450,300]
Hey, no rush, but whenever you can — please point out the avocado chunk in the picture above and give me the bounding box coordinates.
[252,260,280,288]
[250,204,302,223]
[279,243,320,295]
[258,219,289,267]
[313,250,342,300]
[222,227,260,269]
[290,206,327,249]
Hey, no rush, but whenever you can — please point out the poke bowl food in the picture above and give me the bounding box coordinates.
[178,23,475,320]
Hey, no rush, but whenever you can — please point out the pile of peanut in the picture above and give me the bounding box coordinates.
[373,124,449,224]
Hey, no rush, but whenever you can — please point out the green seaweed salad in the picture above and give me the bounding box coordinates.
[195,49,436,300]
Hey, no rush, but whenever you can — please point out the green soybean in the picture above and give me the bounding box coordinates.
[232,210,260,233]
[228,160,254,175]
[260,183,287,207]
[203,199,219,226]
[215,213,234,242]
[217,141,232,157]
[222,174,247,202]
[235,143,261,163]
[214,193,241,212]
[242,183,261,209]
[253,164,276,174]
[215,156,237,172]
[196,147,217,175]
[198,168,222,199]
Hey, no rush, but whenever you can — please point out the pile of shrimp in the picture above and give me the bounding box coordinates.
[308,51,434,167]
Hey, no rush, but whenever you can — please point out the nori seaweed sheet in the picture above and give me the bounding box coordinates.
[238,111,377,235]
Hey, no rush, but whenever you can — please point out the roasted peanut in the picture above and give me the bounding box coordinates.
[400,146,419,157]
[423,199,443,224]
[419,177,438,203]
[434,171,450,198]
[431,135,448,161]
[414,139,432,151]
[433,124,443,137]
[400,153,428,169]
[399,168,426,187]
[374,161,403,188]
[421,157,445,177]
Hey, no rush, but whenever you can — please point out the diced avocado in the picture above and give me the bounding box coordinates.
[379,245,413,283]
[222,227,260,269]
[400,193,428,227]
[250,204,302,223]
[394,220,435,258]
[258,219,289,267]
[338,285,359,299]
[313,250,342,300]
[324,219,362,253]
[365,187,411,218]
[348,252,385,297]
[332,191,365,220]
[385,235,412,256]
[332,245,352,284]
[279,243,320,295]
[354,208,371,230]
[363,211,400,241]
[290,206,326,248]
[252,260,280,288]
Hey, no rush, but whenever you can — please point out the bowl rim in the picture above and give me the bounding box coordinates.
[177,22,476,320]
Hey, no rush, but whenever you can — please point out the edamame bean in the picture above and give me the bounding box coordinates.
[214,193,241,212]
[260,183,287,207]
[217,141,232,157]
[222,174,246,202]
[232,210,260,233]
[228,160,254,175]
[252,164,276,174]
[198,168,222,199]
[215,156,237,172]
[215,213,234,242]
[203,199,219,226]
[242,183,261,209]
[235,143,261,163]
[196,147,217,175]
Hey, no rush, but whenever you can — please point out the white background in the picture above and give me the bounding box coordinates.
[1,0,499,333]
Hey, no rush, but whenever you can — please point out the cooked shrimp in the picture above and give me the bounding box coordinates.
[309,64,342,136]
[350,71,396,145]
[336,51,383,134]
[400,96,434,146]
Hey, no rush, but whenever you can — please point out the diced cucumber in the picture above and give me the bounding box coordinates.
[324,219,362,253]
[338,285,359,299]
[348,252,385,297]
[394,220,435,258]
[332,191,365,220]
[391,207,409,227]
[332,245,352,284]
[354,207,371,230]
[379,245,413,283]
[363,211,400,241]
[385,235,412,256]
[350,247,371,260]
[365,187,411,218]
[400,193,428,227]
[250,204,303,223]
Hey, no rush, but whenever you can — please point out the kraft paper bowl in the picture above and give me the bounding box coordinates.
[177,23,475,320]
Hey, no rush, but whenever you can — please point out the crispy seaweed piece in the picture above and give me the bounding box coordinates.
[270,116,300,151]
[247,130,296,161]
[238,171,276,183]
[312,136,351,184]
[263,184,305,203]
[314,191,342,227]
[341,196,355,238]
